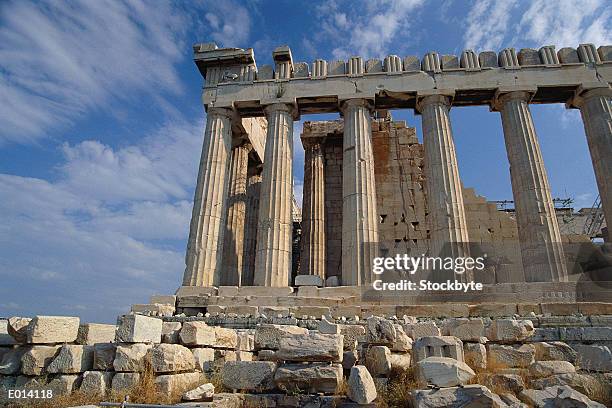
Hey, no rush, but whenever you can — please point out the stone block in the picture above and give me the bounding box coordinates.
[81,371,113,395]
[518,48,542,65]
[391,325,413,352]
[258,65,273,80]
[0,346,28,375]
[343,349,359,370]
[221,361,276,391]
[257,349,277,361]
[276,332,342,362]
[389,352,411,370]
[579,302,612,315]
[294,275,323,287]
[529,361,575,378]
[236,330,254,351]
[469,303,516,317]
[403,321,440,339]
[274,363,342,394]
[325,276,340,287]
[366,345,391,376]
[151,344,195,373]
[487,344,535,368]
[366,316,396,345]
[328,60,345,75]
[155,372,203,395]
[339,324,365,351]
[413,336,464,363]
[161,321,182,344]
[464,342,487,370]
[290,306,331,317]
[403,56,420,71]
[348,365,377,404]
[47,344,94,373]
[598,45,612,62]
[115,315,162,343]
[530,373,605,397]
[297,286,318,297]
[365,59,383,73]
[113,343,152,372]
[131,303,175,316]
[47,374,81,396]
[26,316,80,344]
[533,341,577,363]
[180,321,216,346]
[441,54,459,69]
[111,372,140,391]
[214,327,238,349]
[573,344,612,372]
[412,385,507,407]
[191,347,215,372]
[6,317,31,344]
[254,324,308,350]
[416,357,475,387]
[76,323,116,345]
[443,318,485,341]
[93,343,116,370]
[260,306,290,318]
[478,51,498,68]
[487,319,534,342]
[318,318,339,334]
[519,385,606,408]
[20,345,60,375]
[183,382,214,401]
[225,305,258,316]
[558,47,580,63]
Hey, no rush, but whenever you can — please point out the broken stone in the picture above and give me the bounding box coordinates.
[214,327,238,349]
[113,343,152,372]
[412,384,507,407]
[26,316,80,344]
[389,352,411,370]
[366,345,392,376]
[161,321,182,344]
[573,344,612,372]
[276,332,342,362]
[155,372,203,395]
[183,382,214,401]
[530,373,606,397]
[221,361,276,391]
[464,342,487,370]
[111,372,140,391]
[391,324,413,352]
[367,316,396,344]
[47,374,81,396]
[47,344,94,373]
[76,323,116,345]
[274,363,342,394]
[343,350,359,370]
[339,324,365,351]
[191,347,215,371]
[93,343,116,370]
[7,317,31,344]
[487,319,534,342]
[0,320,15,346]
[115,315,162,343]
[254,324,308,350]
[0,346,29,375]
[151,343,195,373]
[485,373,525,394]
[236,330,254,351]
[348,365,377,404]
[416,356,475,387]
[443,318,485,341]
[529,361,576,378]
[180,321,216,346]
[403,321,441,339]
[487,344,535,368]
[20,345,60,375]
[533,341,577,363]
[519,385,605,408]
[80,370,113,395]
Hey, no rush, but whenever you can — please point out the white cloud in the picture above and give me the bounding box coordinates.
[0,0,188,144]
[198,0,251,48]
[463,0,518,51]
[0,119,202,322]
[313,0,425,59]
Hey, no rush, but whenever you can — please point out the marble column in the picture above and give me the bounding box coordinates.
[183,107,234,287]
[417,94,471,282]
[573,88,612,235]
[495,91,568,282]
[300,139,326,279]
[341,99,379,286]
[253,103,294,286]
[242,168,262,286]
[221,143,250,286]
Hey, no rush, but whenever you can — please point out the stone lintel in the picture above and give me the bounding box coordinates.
[194,46,256,78]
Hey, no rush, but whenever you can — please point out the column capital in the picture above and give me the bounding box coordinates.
[567,84,612,109]
[490,87,537,112]
[206,106,236,119]
[415,90,454,114]
[302,136,325,148]
[339,98,374,113]
[263,102,299,120]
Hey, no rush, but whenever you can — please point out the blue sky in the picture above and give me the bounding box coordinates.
[0,0,610,323]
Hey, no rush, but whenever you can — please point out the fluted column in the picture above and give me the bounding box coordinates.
[417,94,471,282]
[183,107,234,286]
[300,139,326,279]
[253,103,294,286]
[573,88,612,235]
[221,143,250,286]
[341,99,379,286]
[494,91,568,282]
[242,169,262,286]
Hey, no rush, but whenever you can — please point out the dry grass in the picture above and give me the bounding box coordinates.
[6,361,205,408]
[376,366,421,408]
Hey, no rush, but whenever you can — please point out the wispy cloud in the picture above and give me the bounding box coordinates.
[0,118,202,322]
[463,0,518,51]
[197,0,251,48]
[0,0,188,145]
[312,0,425,60]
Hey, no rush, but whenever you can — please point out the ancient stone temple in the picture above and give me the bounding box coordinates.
[181,42,611,299]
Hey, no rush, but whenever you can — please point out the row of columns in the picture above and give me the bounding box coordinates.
[184,86,611,287]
